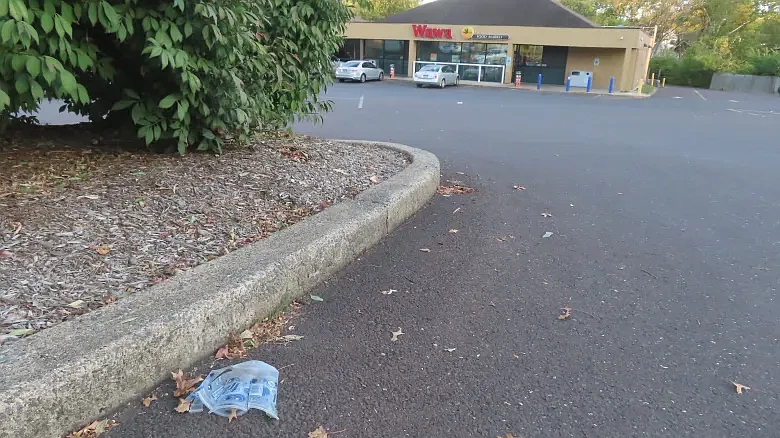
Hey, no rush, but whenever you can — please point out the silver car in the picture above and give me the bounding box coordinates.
[414,64,459,88]
[335,60,384,83]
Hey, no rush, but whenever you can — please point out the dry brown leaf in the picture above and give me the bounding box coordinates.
[141,393,157,407]
[65,419,119,438]
[448,229,458,234]
[171,370,203,397]
[419,248,431,252]
[174,398,191,413]
[239,329,254,340]
[437,185,475,195]
[309,425,329,438]
[512,185,526,191]
[369,175,381,184]
[557,306,572,320]
[733,381,750,395]
[67,299,85,309]
[273,334,304,343]
[228,408,238,423]
[215,345,230,360]
[95,244,111,255]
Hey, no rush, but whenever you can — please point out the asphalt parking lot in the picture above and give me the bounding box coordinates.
[103,81,780,437]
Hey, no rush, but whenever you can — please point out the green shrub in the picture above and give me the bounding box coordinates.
[749,53,780,76]
[0,0,352,152]
[649,55,714,88]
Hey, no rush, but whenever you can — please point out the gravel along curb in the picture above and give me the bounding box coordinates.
[0,141,439,438]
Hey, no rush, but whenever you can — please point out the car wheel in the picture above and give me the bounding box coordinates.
[440,79,446,88]
[338,79,344,83]
[455,76,459,86]
[360,74,366,83]
[416,84,423,88]
[378,72,384,81]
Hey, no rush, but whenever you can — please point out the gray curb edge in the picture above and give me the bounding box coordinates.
[0,141,440,438]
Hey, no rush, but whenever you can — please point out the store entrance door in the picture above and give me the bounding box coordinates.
[513,45,568,85]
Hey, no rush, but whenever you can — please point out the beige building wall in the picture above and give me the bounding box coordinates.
[345,22,654,90]
[564,48,626,90]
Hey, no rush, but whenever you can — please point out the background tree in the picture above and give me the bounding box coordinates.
[348,0,420,21]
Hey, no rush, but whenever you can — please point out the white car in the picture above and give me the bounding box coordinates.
[335,60,384,83]
[414,64,459,88]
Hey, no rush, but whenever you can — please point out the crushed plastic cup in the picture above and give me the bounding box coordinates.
[185,360,279,419]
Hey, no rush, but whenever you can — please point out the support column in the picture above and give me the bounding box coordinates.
[407,40,416,76]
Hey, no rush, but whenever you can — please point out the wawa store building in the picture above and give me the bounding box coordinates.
[338,0,655,91]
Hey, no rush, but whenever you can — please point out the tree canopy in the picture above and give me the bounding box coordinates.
[347,0,420,21]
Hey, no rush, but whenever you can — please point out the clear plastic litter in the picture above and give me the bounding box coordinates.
[185,360,279,419]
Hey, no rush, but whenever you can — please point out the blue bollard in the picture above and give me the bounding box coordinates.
[566,77,571,92]
[609,76,615,94]
[586,75,593,92]
[537,74,542,90]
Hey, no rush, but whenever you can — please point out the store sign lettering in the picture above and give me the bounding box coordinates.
[412,25,453,39]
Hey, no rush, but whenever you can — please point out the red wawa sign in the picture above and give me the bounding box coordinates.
[412,24,453,39]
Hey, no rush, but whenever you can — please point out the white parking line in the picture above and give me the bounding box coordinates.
[693,89,707,101]
[358,94,364,109]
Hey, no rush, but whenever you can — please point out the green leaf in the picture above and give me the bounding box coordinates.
[53,14,64,37]
[0,0,8,17]
[77,52,91,70]
[131,103,145,124]
[8,328,35,337]
[11,54,25,71]
[76,84,88,103]
[8,0,27,21]
[40,12,54,33]
[111,99,135,111]
[25,56,40,77]
[169,24,182,42]
[183,22,192,37]
[87,3,97,25]
[158,94,177,108]
[176,100,188,120]
[14,75,29,94]
[0,88,10,109]
[41,63,56,84]
[101,1,118,27]
[30,80,44,100]
[310,295,324,302]
[1,19,14,42]
[59,69,77,94]
[124,88,140,99]
[60,2,72,22]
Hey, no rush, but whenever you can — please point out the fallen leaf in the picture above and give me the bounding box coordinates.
[0,249,14,259]
[437,185,475,195]
[77,194,100,200]
[95,244,111,255]
[142,393,157,407]
[174,398,191,413]
[310,295,324,302]
[732,381,750,395]
[513,185,526,191]
[172,370,203,397]
[542,232,554,238]
[68,300,85,309]
[380,289,397,295]
[309,425,328,438]
[444,348,457,352]
[449,229,459,234]
[391,327,404,341]
[557,306,572,320]
[8,328,35,337]
[93,420,110,437]
[541,212,553,218]
[274,334,304,342]
[228,408,238,422]
[419,248,431,252]
[369,175,381,184]
[239,329,254,340]
[215,345,230,360]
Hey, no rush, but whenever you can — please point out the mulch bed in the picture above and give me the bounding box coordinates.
[0,125,408,344]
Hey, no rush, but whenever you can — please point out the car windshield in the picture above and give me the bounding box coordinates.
[344,61,361,67]
[420,65,440,72]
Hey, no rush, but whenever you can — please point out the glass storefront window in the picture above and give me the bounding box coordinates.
[414,42,508,83]
[365,40,384,60]
[480,66,504,83]
[518,45,544,67]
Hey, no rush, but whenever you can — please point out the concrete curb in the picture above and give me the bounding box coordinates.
[0,141,439,438]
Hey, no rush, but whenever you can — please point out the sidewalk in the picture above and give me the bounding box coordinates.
[389,76,654,97]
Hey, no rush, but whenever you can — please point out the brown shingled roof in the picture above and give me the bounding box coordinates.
[379,0,597,28]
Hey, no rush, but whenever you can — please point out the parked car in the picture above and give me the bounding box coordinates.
[414,64,459,88]
[335,60,384,83]
[331,56,346,73]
